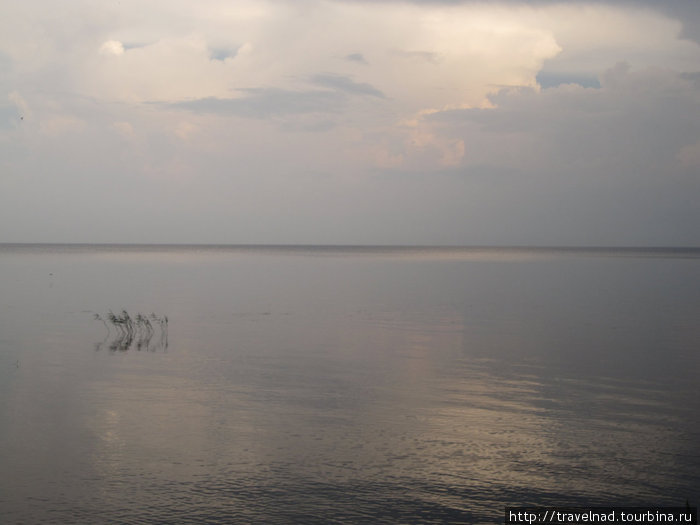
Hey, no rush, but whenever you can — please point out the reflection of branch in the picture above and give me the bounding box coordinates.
[93,313,111,352]
[93,310,169,352]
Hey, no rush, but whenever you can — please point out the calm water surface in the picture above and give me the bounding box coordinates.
[0,245,699,523]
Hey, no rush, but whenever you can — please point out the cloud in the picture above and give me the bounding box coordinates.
[55,2,565,110]
[174,121,199,141]
[536,71,600,89]
[113,121,134,138]
[344,53,367,65]
[428,64,700,169]
[386,63,700,243]
[1,0,700,244]
[208,46,238,62]
[310,74,385,98]
[8,91,30,118]
[530,3,699,90]
[170,88,346,118]
[100,40,125,56]
[335,0,700,45]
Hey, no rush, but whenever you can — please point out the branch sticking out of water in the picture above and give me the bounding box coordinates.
[94,310,168,352]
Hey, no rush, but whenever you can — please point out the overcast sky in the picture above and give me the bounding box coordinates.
[1,0,699,245]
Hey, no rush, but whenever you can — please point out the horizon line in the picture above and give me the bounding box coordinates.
[1,242,699,250]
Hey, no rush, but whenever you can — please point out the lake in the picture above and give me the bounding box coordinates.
[0,245,698,523]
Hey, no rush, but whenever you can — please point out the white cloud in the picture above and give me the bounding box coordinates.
[73,2,564,110]
[100,40,125,56]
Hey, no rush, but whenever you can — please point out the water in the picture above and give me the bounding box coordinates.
[0,245,698,524]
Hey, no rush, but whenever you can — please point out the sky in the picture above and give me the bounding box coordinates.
[1,0,699,245]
